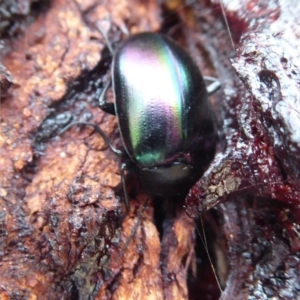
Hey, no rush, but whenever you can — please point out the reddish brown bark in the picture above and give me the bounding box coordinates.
[0,0,195,299]
[2,0,300,300]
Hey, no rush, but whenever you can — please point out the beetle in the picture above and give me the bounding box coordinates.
[62,32,220,211]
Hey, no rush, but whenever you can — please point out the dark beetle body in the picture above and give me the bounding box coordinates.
[112,33,217,196]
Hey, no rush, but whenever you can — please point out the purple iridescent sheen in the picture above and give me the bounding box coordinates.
[113,33,214,169]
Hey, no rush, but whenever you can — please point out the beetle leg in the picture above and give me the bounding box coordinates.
[116,196,149,262]
[98,78,116,115]
[204,76,221,96]
[59,121,124,157]
[121,162,130,212]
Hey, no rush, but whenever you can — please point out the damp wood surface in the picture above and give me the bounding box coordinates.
[0,0,194,299]
[1,0,300,300]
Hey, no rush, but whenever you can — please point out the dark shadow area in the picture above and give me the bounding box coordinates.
[188,210,226,300]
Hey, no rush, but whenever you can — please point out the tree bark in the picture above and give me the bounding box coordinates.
[1,0,300,300]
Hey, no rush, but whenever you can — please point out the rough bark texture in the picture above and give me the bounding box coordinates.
[1,0,300,300]
[186,0,300,299]
[0,0,194,299]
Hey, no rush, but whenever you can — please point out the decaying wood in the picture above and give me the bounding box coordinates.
[0,0,197,299]
[2,0,300,299]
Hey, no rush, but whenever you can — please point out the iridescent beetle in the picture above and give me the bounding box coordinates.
[63,32,220,211]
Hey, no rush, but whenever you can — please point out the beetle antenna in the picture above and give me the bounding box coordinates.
[116,197,149,263]
[219,0,235,52]
[194,216,223,294]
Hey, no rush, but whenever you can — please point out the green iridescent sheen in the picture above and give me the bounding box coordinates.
[113,33,210,168]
